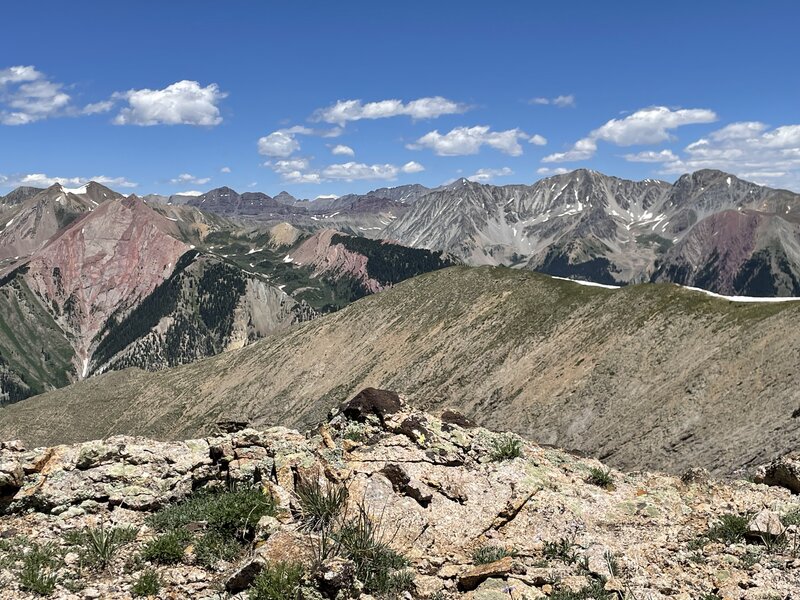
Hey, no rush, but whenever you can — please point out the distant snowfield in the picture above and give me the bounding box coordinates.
[550,275,800,303]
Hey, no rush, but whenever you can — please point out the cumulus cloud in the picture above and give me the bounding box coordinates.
[264,158,321,184]
[321,162,401,181]
[220,166,231,173]
[528,134,547,146]
[543,106,718,163]
[408,125,537,156]
[0,65,72,125]
[530,94,575,108]
[174,190,204,196]
[112,80,227,126]
[331,144,355,156]
[82,100,114,115]
[265,157,423,184]
[258,130,301,157]
[467,167,513,182]
[169,173,211,185]
[257,125,337,158]
[622,149,680,163]
[1,172,137,189]
[628,121,800,190]
[401,161,425,174]
[313,96,468,126]
[536,167,569,176]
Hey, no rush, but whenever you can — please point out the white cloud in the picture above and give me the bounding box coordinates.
[536,167,569,176]
[530,94,576,108]
[543,106,718,163]
[112,80,227,126]
[265,158,321,184]
[82,100,114,115]
[401,161,425,174]
[528,134,547,146]
[256,125,335,158]
[220,166,231,173]
[268,158,311,174]
[467,167,513,182]
[622,149,680,163]
[331,144,355,156]
[174,190,204,197]
[632,121,800,190]
[0,65,72,125]
[265,157,423,184]
[322,162,400,181]
[313,96,468,126]
[1,173,137,189]
[170,173,211,185]
[0,65,41,85]
[408,125,532,156]
[258,130,301,157]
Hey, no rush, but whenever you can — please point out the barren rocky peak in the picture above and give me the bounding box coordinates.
[1,389,799,599]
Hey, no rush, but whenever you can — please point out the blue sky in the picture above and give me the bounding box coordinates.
[1,1,799,197]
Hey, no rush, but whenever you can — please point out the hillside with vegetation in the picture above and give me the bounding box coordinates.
[3,266,800,477]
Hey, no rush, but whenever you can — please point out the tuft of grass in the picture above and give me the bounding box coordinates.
[490,434,522,461]
[707,513,750,545]
[295,479,349,532]
[549,579,613,600]
[19,543,60,597]
[470,544,517,565]
[586,466,614,489]
[63,524,138,570]
[781,507,800,527]
[141,530,190,565]
[131,568,161,597]
[248,561,304,600]
[336,504,413,596]
[543,537,580,565]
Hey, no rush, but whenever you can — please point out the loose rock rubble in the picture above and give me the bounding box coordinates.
[1,388,799,599]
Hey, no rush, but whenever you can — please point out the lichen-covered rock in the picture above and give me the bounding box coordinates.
[0,391,799,598]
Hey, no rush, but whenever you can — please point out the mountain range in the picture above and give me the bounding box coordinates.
[2,168,800,475]
[383,169,800,296]
[83,168,800,297]
[0,184,453,403]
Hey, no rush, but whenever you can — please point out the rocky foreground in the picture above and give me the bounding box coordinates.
[1,389,800,599]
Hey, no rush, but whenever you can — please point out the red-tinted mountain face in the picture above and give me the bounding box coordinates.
[24,196,190,373]
[651,209,800,296]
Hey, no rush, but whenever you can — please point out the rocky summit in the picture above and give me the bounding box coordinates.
[1,390,799,599]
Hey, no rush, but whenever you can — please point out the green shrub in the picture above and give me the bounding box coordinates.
[148,486,276,540]
[248,561,304,600]
[707,513,750,544]
[141,530,190,564]
[19,543,60,596]
[64,524,138,570]
[295,479,349,532]
[490,434,523,461]
[470,544,517,565]
[586,467,614,489]
[194,530,242,568]
[131,569,161,597]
